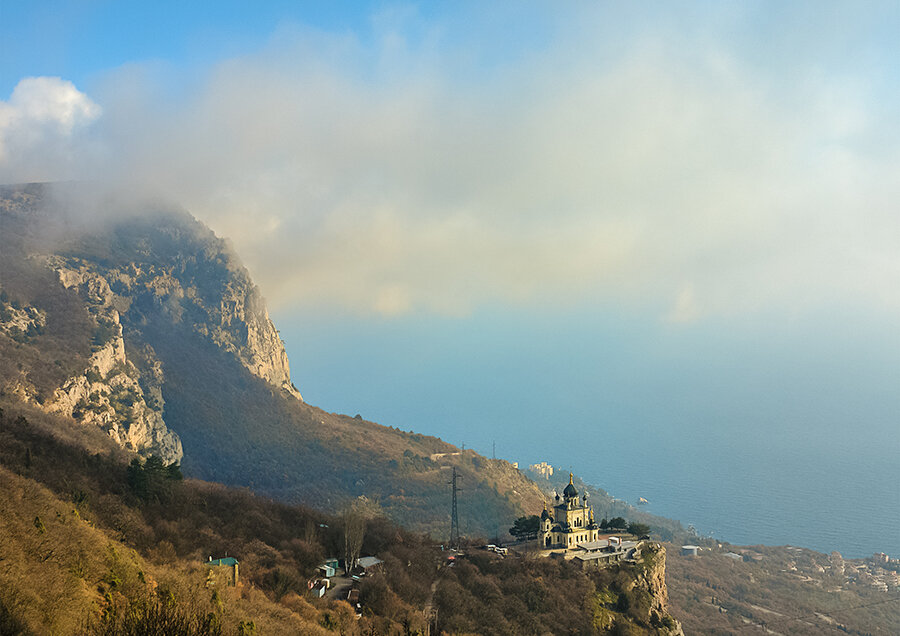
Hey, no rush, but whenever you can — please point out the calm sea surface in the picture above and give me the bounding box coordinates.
[569,431,899,559]
[279,310,900,561]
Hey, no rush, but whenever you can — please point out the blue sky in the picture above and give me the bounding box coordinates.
[2,2,899,545]
[0,1,374,93]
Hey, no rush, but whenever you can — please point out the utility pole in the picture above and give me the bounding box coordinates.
[492,440,495,459]
[449,467,460,550]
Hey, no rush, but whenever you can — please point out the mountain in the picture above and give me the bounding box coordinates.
[0,184,687,635]
[0,182,543,538]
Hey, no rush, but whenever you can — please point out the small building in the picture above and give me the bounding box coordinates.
[318,563,336,578]
[357,556,384,574]
[573,549,625,568]
[568,538,639,569]
[681,545,700,557]
[724,552,743,561]
[311,580,328,598]
[206,556,239,585]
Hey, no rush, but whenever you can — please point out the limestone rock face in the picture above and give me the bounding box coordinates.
[205,281,302,400]
[42,261,183,464]
[49,246,302,402]
[19,218,303,463]
[1,185,302,472]
[634,544,685,635]
[0,303,46,338]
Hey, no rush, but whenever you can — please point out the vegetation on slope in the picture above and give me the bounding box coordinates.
[0,404,686,635]
[0,403,440,634]
[435,544,681,636]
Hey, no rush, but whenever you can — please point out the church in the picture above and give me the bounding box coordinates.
[540,473,601,548]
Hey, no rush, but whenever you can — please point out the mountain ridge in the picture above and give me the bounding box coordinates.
[0,182,544,537]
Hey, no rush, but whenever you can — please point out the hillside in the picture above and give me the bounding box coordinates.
[0,402,438,635]
[0,182,544,539]
[665,540,900,635]
[0,403,684,635]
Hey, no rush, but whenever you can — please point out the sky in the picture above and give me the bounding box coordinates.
[2,1,899,550]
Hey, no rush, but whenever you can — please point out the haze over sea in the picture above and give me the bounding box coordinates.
[280,306,900,561]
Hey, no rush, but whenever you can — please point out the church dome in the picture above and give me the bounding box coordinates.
[541,507,551,520]
[563,473,578,498]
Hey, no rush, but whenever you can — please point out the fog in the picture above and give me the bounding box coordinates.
[2,3,899,326]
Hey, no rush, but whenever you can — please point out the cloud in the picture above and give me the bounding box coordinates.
[3,4,900,321]
[0,77,101,177]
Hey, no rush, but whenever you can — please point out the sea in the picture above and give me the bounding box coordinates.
[569,430,899,560]
[278,308,900,561]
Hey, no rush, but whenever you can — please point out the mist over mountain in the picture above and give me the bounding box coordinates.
[0,182,551,537]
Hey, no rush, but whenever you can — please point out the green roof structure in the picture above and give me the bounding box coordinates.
[206,556,239,567]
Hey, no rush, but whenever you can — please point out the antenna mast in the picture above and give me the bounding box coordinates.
[449,467,460,550]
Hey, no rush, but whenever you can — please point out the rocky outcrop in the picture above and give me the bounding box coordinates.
[51,254,302,402]
[202,280,302,400]
[18,228,303,464]
[33,262,183,463]
[589,543,683,634]
[0,302,46,339]
[631,544,685,635]
[1,186,303,465]
[46,335,182,464]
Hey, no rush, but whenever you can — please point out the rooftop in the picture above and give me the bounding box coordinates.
[574,550,625,562]
[207,556,238,567]
[358,556,384,569]
[578,539,612,551]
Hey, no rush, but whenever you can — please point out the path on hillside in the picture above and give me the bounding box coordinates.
[422,569,441,635]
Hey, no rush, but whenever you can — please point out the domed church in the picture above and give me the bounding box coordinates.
[540,473,600,548]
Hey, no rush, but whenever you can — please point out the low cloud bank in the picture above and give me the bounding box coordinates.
[1,4,899,321]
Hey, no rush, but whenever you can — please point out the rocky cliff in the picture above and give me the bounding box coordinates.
[634,544,684,634]
[0,183,300,464]
[588,543,684,635]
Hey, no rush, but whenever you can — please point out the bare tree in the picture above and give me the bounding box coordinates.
[342,504,365,575]
[302,518,317,545]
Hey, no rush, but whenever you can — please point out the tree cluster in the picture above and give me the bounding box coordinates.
[125,455,182,503]
[509,514,541,540]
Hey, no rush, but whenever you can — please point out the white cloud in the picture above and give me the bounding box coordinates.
[0,77,101,175]
[3,5,900,322]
